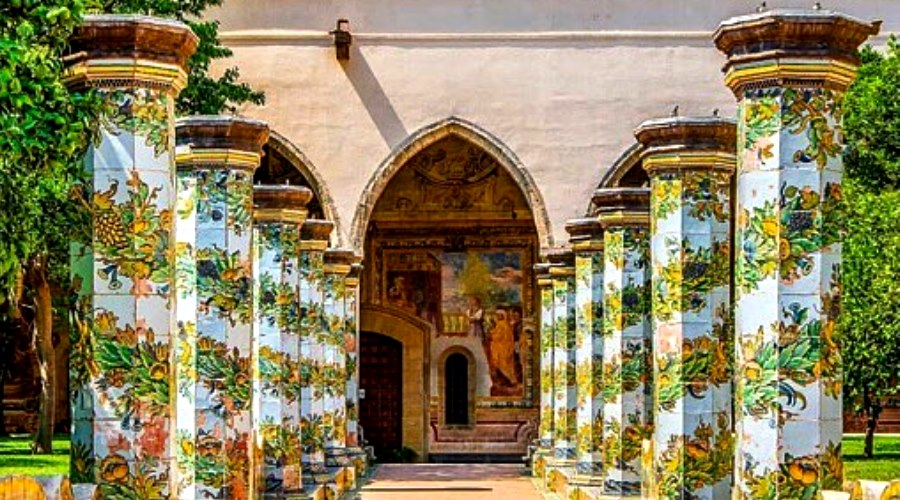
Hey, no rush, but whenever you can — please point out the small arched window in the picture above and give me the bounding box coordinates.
[445,353,469,425]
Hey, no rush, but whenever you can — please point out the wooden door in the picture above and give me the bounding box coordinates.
[359,332,402,457]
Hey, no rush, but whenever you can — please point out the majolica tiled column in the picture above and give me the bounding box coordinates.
[565,219,605,482]
[635,117,736,499]
[251,185,313,498]
[714,10,879,498]
[323,249,355,464]
[65,15,196,495]
[533,263,555,478]
[344,262,363,453]
[299,220,334,478]
[547,250,577,462]
[594,188,653,496]
[174,116,268,499]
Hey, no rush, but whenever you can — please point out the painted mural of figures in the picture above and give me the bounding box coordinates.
[467,296,485,339]
[387,275,416,314]
[510,306,524,382]
[490,308,519,388]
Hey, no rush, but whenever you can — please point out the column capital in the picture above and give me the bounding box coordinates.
[565,218,604,251]
[545,247,575,268]
[176,116,269,171]
[593,188,650,228]
[346,263,363,288]
[253,184,313,225]
[635,116,736,177]
[324,249,357,275]
[713,9,880,95]
[64,15,198,92]
[301,219,335,250]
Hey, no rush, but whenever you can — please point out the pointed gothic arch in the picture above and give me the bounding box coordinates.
[255,129,345,246]
[350,117,553,250]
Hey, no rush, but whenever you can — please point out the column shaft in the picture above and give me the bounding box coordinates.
[65,15,197,496]
[344,264,363,454]
[549,252,577,461]
[715,11,879,498]
[595,188,653,497]
[251,186,312,497]
[536,266,556,451]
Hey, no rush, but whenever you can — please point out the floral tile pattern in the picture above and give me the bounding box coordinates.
[537,272,555,450]
[253,222,304,495]
[70,86,177,498]
[176,162,256,497]
[575,249,604,476]
[344,272,361,450]
[552,267,577,460]
[733,87,846,500]
[601,225,652,496]
[300,239,329,472]
[322,262,348,456]
[650,167,734,500]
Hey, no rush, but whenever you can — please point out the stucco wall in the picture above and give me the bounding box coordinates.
[209,1,895,248]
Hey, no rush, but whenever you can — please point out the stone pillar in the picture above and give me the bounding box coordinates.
[635,117,736,499]
[532,263,555,479]
[65,15,196,495]
[547,249,577,463]
[173,116,268,499]
[299,220,334,480]
[714,10,879,499]
[344,263,364,463]
[565,218,606,482]
[251,185,313,497]
[323,250,355,460]
[594,188,653,497]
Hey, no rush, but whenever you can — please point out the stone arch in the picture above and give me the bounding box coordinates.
[258,130,345,246]
[586,142,648,215]
[350,116,553,250]
[437,346,477,427]
[359,304,432,460]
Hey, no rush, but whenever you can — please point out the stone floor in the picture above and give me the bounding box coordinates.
[359,463,544,499]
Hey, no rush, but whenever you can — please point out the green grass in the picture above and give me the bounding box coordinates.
[0,435,69,477]
[844,434,900,482]
[0,434,898,482]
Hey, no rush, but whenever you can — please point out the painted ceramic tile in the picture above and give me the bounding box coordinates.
[575,249,604,476]
[551,271,577,460]
[300,248,328,471]
[601,226,652,495]
[734,87,847,499]
[538,277,555,449]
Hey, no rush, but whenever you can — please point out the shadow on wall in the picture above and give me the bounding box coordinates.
[341,45,409,146]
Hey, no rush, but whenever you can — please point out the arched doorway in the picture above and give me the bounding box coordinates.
[357,119,543,460]
[359,331,403,458]
[444,353,469,425]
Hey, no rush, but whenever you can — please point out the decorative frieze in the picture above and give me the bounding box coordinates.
[65,15,197,497]
[715,9,878,499]
[636,116,736,499]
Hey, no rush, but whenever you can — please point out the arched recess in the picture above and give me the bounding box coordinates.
[255,130,345,246]
[359,305,432,461]
[437,347,477,428]
[585,142,649,216]
[350,116,553,250]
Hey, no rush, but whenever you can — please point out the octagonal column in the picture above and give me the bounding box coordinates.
[174,116,268,499]
[532,263,556,479]
[565,219,606,482]
[594,188,653,497]
[64,15,196,495]
[299,220,334,479]
[547,249,577,462]
[714,10,879,498]
[323,249,355,460]
[635,117,736,499]
[344,263,364,454]
[251,185,312,497]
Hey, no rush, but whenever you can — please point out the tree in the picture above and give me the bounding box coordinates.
[0,0,101,453]
[841,36,900,458]
[90,0,265,115]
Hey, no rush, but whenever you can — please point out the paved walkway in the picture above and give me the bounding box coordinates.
[360,463,544,499]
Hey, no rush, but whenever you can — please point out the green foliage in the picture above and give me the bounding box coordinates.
[839,181,900,417]
[844,37,900,190]
[89,0,265,115]
[0,0,100,292]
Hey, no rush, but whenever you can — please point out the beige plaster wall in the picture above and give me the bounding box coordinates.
[210,1,895,248]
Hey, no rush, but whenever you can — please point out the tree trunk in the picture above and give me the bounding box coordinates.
[864,392,881,459]
[29,257,55,454]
